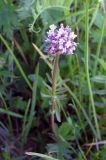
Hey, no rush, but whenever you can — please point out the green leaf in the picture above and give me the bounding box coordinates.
[91,75,106,84]
[94,12,104,29]
[59,122,72,137]
[18,0,71,20]
[93,89,106,95]
[0,2,19,39]
[12,97,28,111]
[98,58,106,71]
[26,152,59,160]
[0,108,23,118]
[18,0,71,32]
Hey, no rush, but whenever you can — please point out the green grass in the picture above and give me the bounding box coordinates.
[21,63,39,144]
[0,0,106,159]
[0,34,32,90]
[85,0,101,140]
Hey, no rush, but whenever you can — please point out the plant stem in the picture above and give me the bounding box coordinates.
[51,53,60,135]
[85,0,101,140]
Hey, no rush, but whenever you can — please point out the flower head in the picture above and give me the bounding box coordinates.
[45,23,77,55]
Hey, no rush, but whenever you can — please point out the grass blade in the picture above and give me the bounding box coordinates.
[85,0,101,140]
[0,34,32,90]
[23,63,39,141]
[21,99,31,144]
[0,108,23,118]
[26,152,59,160]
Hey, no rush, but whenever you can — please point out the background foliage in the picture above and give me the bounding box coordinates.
[0,0,106,159]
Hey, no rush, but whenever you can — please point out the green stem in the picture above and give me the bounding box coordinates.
[51,53,60,135]
[52,54,60,96]
[85,0,101,140]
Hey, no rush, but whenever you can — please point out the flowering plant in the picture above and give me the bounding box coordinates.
[45,24,77,137]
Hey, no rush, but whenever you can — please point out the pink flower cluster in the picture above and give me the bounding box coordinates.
[45,23,77,55]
